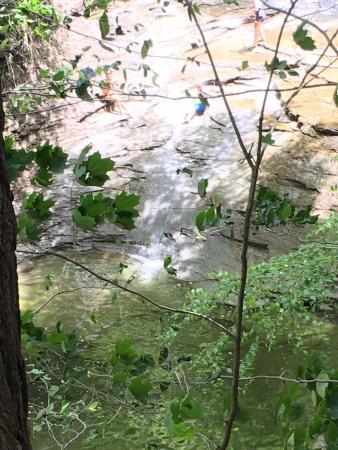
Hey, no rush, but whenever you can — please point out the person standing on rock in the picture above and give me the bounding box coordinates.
[253,0,266,47]
[99,69,117,112]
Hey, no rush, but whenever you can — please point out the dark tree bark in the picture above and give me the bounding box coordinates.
[0,80,31,448]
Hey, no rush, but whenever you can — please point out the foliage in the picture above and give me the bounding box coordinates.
[163,255,177,276]
[74,145,115,187]
[165,237,337,379]
[4,136,34,181]
[33,141,68,187]
[4,138,67,185]
[0,0,60,44]
[18,192,55,242]
[73,191,140,231]
[166,394,204,439]
[278,352,338,450]
[141,39,153,59]
[197,178,208,198]
[196,202,222,231]
[265,57,299,79]
[293,23,316,51]
[253,186,319,227]
[195,186,318,232]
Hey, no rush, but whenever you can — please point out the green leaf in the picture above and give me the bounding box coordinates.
[72,210,96,230]
[293,23,316,51]
[94,0,112,8]
[196,211,206,231]
[49,330,65,345]
[327,393,338,419]
[326,422,338,445]
[21,310,34,326]
[316,372,329,399]
[278,202,293,222]
[129,377,152,403]
[261,133,275,145]
[173,422,196,439]
[35,141,68,175]
[22,192,55,221]
[113,191,140,230]
[163,255,177,276]
[112,372,127,383]
[293,427,306,448]
[165,409,197,439]
[141,39,152,59]
[193,4,201,14]
[32,168,53,187]
[53,70,65,81]
[170,394,204,424]
[99,11,109,39]
[116,340,138,361]
[75,78,91,100]
[73,191,139,231]
[197,178,208,198]
[293,206,318,225]
[73,193,107,229]
[164,255,172,268]
[17,215,40,242]
[4,137,35,181]
[334,85,338,107]
[241,60,249,70]
[177,167,193,177]
[74,147,115,187]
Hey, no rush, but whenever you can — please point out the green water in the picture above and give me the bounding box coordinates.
[19,251,338,450]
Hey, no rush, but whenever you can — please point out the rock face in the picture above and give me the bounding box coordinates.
[17,0,338,276]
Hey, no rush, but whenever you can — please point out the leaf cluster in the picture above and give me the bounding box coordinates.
[18,192,55,242]
[278,352,338,450]
[73,191,139,231]
[253,186,319,226]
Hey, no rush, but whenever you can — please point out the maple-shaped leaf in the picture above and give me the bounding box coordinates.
[293,24,316,51]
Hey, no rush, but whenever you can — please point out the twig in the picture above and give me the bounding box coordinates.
[32,286,109,315]
[221,374,338,384]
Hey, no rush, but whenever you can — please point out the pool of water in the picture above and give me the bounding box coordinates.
[19,250,338,450]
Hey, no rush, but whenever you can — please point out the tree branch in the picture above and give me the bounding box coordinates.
[17,250,235,339]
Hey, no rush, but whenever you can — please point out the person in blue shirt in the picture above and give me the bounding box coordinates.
[185,85,210,123]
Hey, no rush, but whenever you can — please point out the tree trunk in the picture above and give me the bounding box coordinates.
[0,81,31,448]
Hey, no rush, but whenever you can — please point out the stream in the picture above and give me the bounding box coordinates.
[20,250,338,450]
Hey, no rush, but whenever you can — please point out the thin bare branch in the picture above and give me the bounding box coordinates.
[257,0,298,162]
[221,374,338,384]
